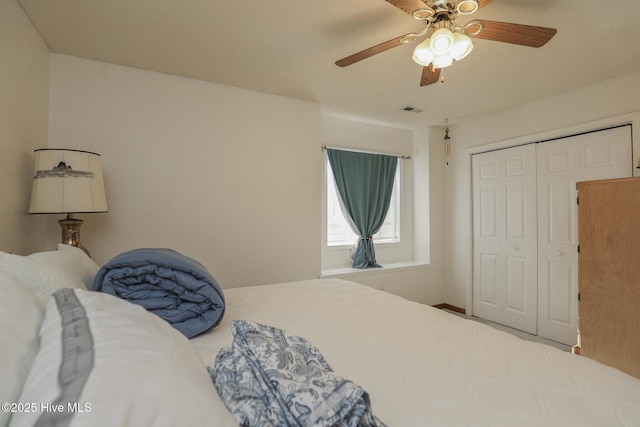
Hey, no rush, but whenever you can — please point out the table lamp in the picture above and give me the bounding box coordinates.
[28,148,108,257]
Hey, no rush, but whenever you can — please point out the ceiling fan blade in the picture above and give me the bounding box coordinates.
[470,20,557,47]
[477,0,495,9]
[385,0,432,16]
[336,34,413,67]
[420,65,441,86]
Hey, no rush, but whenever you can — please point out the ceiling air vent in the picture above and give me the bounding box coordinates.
[402,106,423,113]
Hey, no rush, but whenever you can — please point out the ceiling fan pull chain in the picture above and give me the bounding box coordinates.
[440,67,445,83]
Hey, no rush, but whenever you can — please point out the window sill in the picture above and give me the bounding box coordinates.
[320,260,429,278]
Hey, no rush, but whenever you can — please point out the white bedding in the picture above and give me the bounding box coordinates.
[4,249,640,427]
[192,278,640,427]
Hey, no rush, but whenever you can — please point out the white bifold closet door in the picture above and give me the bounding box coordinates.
[472,144,538,335]
[472,125,632,345]
[536,126,632,344]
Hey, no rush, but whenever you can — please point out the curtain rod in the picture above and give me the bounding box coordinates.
[321,145,411,160]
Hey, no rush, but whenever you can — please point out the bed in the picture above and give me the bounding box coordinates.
[2,245,640,427]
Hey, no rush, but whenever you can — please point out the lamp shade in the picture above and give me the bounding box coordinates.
[433,54,454,68]
[451,33,474,61]
[430,28,455,55]
[29,149,108,214]
[412,38,435,66]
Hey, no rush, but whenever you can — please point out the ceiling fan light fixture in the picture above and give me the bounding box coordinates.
[430,28,455,55]
[450,33,474,60]
[456,0,479,15]
[412,38,435,66]
[433,54,453,68]
[335,1,559,87]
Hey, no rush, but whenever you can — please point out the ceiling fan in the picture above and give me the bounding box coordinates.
[335,0,557,86]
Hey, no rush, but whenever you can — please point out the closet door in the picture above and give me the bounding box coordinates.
[536,126,632,345]
[472,144,538,334]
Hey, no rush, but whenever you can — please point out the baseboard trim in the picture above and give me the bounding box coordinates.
[433,303,466,315]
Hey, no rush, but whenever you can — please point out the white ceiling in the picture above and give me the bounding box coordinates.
[18,0,640,130]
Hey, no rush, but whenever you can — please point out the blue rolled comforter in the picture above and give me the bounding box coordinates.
[92,248,225,338]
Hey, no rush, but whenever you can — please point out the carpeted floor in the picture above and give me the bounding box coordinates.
[442,309,572,352]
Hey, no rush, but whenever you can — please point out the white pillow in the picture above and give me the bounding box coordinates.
[0,271,44,427]
[0,244,99,305]
[10,289,235,427]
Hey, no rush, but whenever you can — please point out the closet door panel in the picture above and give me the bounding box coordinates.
[547,261,574,324]
[472,144,537,334]
[472,125,632,344]
[537,126,632,345]
[478,253,498,306]
[506,256,527,312]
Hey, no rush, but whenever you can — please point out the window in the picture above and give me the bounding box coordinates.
[326,157,400,246]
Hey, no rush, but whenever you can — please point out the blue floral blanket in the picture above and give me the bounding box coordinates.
[211,320,387,427]
[92,248,225,338]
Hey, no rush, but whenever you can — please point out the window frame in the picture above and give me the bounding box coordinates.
[319,136,427,274]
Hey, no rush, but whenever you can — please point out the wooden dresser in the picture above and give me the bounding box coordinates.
[576,176,640,379]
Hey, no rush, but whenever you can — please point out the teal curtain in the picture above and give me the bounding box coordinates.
[327,148,397,269]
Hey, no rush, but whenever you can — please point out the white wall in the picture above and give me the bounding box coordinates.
[47,55,448,304]
[320,116,415,268]
[48,54,322,289]
[0,0,50,254]
[6,1,634,308]
[8,10,632,308]
[319,117,446,305]
[444,71,640,310]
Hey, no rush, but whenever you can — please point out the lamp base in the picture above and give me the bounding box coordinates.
[59,214,91,257]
